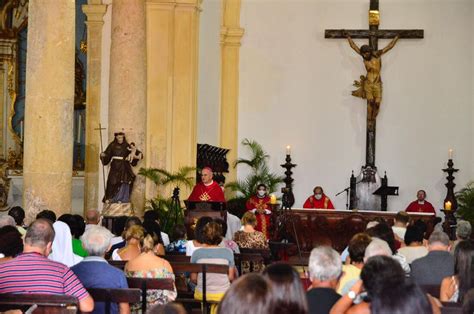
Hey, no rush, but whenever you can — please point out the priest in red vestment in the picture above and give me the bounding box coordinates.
[303,186,335,209]
[405,190,436,214]
[246,184,272,239]
[187,167,225,202]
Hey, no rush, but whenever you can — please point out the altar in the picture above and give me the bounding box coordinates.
[277,208,437,252]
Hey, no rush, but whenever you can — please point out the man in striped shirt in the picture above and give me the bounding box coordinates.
[0,218,94,312]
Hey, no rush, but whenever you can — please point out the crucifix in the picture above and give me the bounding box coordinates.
[325,0,423,168]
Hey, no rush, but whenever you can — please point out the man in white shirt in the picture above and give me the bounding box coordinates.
[392,211,409,243]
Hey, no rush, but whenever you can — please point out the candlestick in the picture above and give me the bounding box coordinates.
[77,114,82,143]
[448,149,453,159]
[286,145,291,155]
[270,194,277,204]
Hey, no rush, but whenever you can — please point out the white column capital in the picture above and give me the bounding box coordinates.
[82,4,107,23]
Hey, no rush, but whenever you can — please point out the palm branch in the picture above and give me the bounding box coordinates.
[456,182,474,227]
[226,138,284,201]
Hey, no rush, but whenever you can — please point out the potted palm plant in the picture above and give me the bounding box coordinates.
[456,181,474,230]
[225,139,284,217]
[139,166,195,234]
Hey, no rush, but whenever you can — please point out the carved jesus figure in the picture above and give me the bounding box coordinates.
[345,33,399,130]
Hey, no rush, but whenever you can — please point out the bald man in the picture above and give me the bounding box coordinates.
[187,167,225,202]
[85,209,101,231]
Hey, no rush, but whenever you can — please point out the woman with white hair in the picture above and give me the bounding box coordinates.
[49,221,82,267]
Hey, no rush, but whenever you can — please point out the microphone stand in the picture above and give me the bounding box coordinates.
[335,186,350,210]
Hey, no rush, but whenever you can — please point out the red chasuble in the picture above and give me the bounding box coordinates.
[303,194,335,209]
[246,195,272,239]
[405,201,436,214]
[187,181,225,202]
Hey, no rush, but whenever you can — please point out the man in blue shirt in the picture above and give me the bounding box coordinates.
[72,225,129,314]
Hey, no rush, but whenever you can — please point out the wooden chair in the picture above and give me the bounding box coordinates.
[161,254,191,263]
[108,260,126,270]
[237,248,272,273]
[0,293,78,314]
[441,302,463,314]
[420,284,441,299]
[126,278,175,313]
[171,262,229,314]
[87,288,141,314]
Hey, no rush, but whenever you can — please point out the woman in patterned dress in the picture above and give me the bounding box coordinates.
[125,234,177,313]
[233,212,269,273]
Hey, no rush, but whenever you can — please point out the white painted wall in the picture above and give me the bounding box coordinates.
[238,0,474,213]
[197,0,221,146]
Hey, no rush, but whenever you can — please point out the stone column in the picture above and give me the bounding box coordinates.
[109,0,147,214]
[220,0,244,189]
[145,0,201,200]
[82,2,107,213]
[23,0,75,223]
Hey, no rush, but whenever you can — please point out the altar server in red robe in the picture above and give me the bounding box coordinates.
[188,167,225,202]
[303,186,335,209]
[405,190,436,214]
[246,184,272,239]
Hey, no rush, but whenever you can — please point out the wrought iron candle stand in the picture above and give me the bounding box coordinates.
[442,158,459,240]
[280,154,297,210]
[275,152,304,267]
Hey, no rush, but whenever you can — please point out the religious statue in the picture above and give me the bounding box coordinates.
[100,132,143,204]
[344,33,399,130]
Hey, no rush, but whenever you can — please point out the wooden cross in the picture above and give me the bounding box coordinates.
[94,123,107,191]
[325,0,423,167]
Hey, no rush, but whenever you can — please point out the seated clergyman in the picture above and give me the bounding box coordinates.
[303,186,335,209]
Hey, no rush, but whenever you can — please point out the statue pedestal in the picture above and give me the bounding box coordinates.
[102,202,133,217]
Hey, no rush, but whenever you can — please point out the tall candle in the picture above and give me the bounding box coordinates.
[20,120,23,142]
[77,115,82,143]
[448,149,453,159]
[286,145,291,155]
[445,201,452,210]
[270,194,277,204]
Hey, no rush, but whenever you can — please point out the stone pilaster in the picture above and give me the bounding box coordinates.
[23,0,75,223]
[82,3,107,213]
[220,0,244,189]
[145,0,201,200]
[108,0,147,214]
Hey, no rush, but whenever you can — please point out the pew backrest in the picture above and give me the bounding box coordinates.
[87,288,141,314]
[125,278,175,313]
[0,293,78,314]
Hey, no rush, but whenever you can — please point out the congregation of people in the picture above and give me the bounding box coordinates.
[1,200,474,314]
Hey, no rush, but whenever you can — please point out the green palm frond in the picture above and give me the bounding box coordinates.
[139,166,196,189]
[226,138,284,201]
[234,139,269,169]
[456,182,474,227]
[138,168,162,185]
[158,166,196,189]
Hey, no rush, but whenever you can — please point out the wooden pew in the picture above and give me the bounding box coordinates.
[0,293,78,314]
[420,284,440,299]
[108,260,126,270]
[107,255,191,271]
[87,288,141,314]
[172,262,229,314]
[236,248,272,273]
[441,302,463,314]
[107,260,230,313]
[126,278,175,313]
